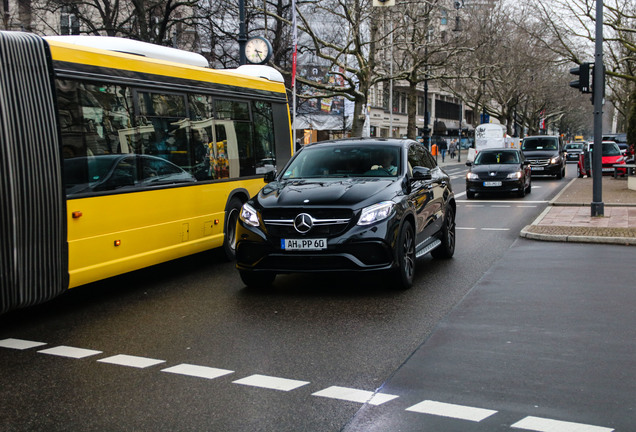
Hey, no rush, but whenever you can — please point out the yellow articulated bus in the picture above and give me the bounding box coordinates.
[0,32,293,313]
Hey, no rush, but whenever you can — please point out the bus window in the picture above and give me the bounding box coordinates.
[253,101,276,174]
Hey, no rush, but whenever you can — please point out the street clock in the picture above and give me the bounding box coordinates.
[245,37,273,64]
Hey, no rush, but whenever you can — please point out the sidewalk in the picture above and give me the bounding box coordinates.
[520,176,636,245]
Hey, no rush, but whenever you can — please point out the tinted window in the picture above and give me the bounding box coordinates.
[282,145,400,179]
[522,138,559,151]
[474,151,519,164]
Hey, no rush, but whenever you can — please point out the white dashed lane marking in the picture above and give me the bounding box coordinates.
[233,374,310,391]
[0,339,617,431]
[0,338,46,350]
[38,345,102,359]
[162,363,234,380]
[406,400,497,422]
[511,416,614,432]
[312,386,399,405]
[97,354,165,368]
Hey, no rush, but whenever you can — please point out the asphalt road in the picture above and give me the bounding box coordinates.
[1,163,630,431]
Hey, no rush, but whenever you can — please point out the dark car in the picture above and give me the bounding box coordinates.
[465,148,531,199]
[565,142,586,162]
[235,138,456,290]
[521,135,566,179]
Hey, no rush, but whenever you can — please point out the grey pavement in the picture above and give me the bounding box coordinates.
[520,176,636,245]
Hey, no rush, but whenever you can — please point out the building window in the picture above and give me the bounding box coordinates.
[61,6,80,35]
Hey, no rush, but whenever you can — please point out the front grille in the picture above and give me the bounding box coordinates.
[476,172,508,180]
[527,158,550,166]
[262,208,354,238]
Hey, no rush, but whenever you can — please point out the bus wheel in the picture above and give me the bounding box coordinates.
[223,197,243,261]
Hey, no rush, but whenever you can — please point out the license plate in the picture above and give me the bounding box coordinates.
[483,181,502,187]
[531,166,544,171]
[602,168,613,172]
[282,238,327,250]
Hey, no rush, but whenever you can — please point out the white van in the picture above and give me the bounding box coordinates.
[468,123,514,161]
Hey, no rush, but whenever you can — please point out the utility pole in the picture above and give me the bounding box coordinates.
[591,0,604,217]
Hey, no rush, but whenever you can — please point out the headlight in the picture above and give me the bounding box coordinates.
[550,156,561,164]
[358,201,394,226]
[507,171,522,179]
[239,203,260,227]
[466,172,479,180]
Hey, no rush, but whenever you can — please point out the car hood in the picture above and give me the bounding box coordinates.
[256,178,398,208]
[522,150,560,158]
[470,164,521,174]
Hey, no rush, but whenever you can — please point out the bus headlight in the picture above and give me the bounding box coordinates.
[240,203,260,227]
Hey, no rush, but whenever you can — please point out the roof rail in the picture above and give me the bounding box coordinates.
[44,35,209,68]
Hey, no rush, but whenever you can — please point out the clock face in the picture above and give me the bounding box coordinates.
[245,37,272,64]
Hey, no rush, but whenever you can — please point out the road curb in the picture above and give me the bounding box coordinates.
[520,227,636,245]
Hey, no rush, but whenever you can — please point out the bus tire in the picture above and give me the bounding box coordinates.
[223,197,244,261]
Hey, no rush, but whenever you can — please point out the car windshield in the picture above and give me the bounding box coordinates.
[589,143,622,156]
[566,143,585,150]
[522,138,558,150]
[474,151,519,165]
[281,144,401,179]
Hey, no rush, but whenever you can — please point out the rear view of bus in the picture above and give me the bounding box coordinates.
[0,31,292,313]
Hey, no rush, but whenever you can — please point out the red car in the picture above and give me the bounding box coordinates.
[577,141,627,177]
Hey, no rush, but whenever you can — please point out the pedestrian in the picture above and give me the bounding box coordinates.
[449,140,457,159]
[439,139,448,162]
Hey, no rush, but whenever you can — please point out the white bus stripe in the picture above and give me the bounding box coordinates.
[312,386,398,405]
[406,400,497,422]
[233,374,309,391]
[162,364,234,380]
[38,346,102,359]
[97,354,165,369]
[0,338,47,350]
[511,416,614,432]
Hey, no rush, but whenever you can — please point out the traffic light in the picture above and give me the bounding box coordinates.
[569,62,592,94]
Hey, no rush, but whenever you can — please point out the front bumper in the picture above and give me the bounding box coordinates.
[235,218,399,274]
[466,178,525,194]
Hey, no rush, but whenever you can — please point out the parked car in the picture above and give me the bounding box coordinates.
[521,135,566,179]
[564,142,586,162]
[465,148,531,199]
[577,141,627,177]
[235,138,457,290]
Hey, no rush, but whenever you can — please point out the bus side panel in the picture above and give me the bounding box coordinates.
[0,32,68,313]
[66,180,261,288]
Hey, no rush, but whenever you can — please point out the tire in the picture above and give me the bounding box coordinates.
[556,165,564,179]
[239,270,276,288]
[526,179,532,194]
[223,197,243,261]
[393,222,415,290]
[466,190,475,199]
[577,164,584,178]
[431,206,455,259]
[517,182,526,198]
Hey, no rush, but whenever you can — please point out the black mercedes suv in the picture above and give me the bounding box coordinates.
[235,138,456,290]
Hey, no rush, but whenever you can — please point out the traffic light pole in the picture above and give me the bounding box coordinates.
[591,0,604,217]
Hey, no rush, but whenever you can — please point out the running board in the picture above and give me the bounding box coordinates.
[416,239,442,258]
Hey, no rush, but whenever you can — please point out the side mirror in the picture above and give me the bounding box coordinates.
[465,161,472,167]
[411,166,432,181]
[263,170,277,183]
